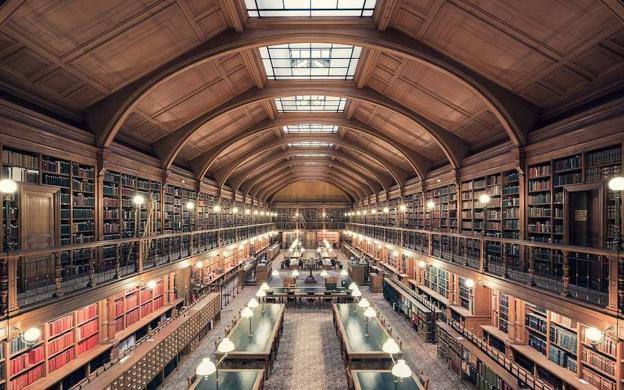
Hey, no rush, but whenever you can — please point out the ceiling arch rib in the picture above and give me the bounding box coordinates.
[258,172,364,203]
[151,82,468,171]
[189,112,431,180]
[237,157,382,196]
[223,134,403,188]
[86,24,538,151]
[215,142,398,192]
[242,162,378,198]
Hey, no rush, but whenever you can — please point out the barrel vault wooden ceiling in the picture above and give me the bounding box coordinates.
[0,0,623,203]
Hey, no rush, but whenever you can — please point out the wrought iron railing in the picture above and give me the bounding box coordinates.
[345,223,623,313]
[0,223,276,313]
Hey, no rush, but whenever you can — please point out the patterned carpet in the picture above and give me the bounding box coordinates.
[161,249,471,390]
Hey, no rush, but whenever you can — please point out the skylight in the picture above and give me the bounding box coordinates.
[260,43,361,80]
[283,124,339,134]
[288,141,334,148]
[274,96,347,112]
[246,0,377,17]
[293,153,329,158]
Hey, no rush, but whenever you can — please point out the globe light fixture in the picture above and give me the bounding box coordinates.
[364,306,377,337]
[383,206,390,213]
[0,178,17,194]
[608,176,624,191]
[479,193,491,204]
[217,337,235,354]
[132,194,145,206]
[418,260,426,269]
[464,278,476,288]
[240,306,254,339]
[213,204,221,212]
[292,269,300,278]
[195,260,204,269]
[232,206,239,214]
[426,200,435,210]
[383,338,401,356]
[399,204,407,212]
[185,201,195,210]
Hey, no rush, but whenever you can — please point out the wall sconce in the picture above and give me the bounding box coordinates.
[213,204,221,213]
[132,194,145,206]
[11,325,41,346]
[426,200,435,210]
[382,206,389,213]
[398,204,407,212]
[464,278,476,288]
[185,201,195,210]
[585,325,615,346]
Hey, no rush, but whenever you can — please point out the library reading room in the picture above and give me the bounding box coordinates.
[0,1,623,389]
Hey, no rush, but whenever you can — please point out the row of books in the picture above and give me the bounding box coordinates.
[581,369,615,390]
[42,158,70,174]
[48,314,73,338]
[78,318,99,340]
[73,221,95,232]
[77,303,98,324]
[10,345,44,376]
[73,195,95,207]
[2,166,39,183]
[48,331,74,355]
[2,149,39,169]
[49,348,75,372]
[72,164,94,179]
[553,172,582,187]
[582,349,616,375]
[10,363,44,390]
[77,333,99,355]
[553,155,581,172]
[73,208,94,219]
[528,179,550,192]
[72,179,95,192]
[42,173,70,187]
[549,325,577,353]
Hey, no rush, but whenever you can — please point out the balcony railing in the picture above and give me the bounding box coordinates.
[345,223,623,313]
[0,223,276,314]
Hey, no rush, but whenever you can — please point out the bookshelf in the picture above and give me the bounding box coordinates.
[423,185,458,232]
[405,192,424,229]
[579,326,617,390]
[1,146,96,250]
[498,293,509,334]
[527,144,622,248]
[112,280,165,335]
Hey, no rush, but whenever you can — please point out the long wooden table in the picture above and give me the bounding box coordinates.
[188,369,265,390]
[265,286,348,305]
[217,304,285,376]
[349,370,425,390]
[332,303,395,368]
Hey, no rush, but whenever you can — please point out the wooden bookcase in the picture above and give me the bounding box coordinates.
[1,146,96,250]
[424,184,457,232]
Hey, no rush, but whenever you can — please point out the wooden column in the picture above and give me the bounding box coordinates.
[53,252,62,297]
[87,247,96,287]
[561,250,570,296]
[607,255,619,313]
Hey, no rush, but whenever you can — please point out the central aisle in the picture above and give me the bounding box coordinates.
[264,250,348,389]
[263,308,348,390]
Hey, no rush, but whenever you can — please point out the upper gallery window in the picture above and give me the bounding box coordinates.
[246,0,377,17]
[274,96,347,112]
[260,43,361,80]
[288,141,334,148]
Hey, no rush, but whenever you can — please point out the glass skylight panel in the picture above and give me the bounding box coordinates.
[260,43,361,80]
[288,141,334,148]
[283,124,339,134]
[246,0,377,17]
[274,96,347,112]
[293,153,328,158]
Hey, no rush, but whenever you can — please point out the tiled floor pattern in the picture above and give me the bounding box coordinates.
[163,250,471,389]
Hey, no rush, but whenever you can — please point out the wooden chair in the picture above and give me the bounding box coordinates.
[306,291,316,308]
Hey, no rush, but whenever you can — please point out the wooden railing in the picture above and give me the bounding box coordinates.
[345,223,624,313]
[0,223,276,314]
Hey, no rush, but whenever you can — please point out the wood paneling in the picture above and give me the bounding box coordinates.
[392,0,624,112]
[272,180,351,203]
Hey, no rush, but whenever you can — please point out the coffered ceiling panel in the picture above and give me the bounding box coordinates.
[392,0,624,113]
[341,132,411,172]
[0,0,228,112]
[351,102,444,163]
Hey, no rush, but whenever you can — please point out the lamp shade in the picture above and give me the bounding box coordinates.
[340,269,348,277]
[185,201,195,210]
[320,270,328,278]
[358,298,370,309]
[464,278,476,288]
[364,307,377,318]
[217,337,235,353]
[260,282,270,291]
[348,282,358,291]
[247,298,259,308]
[392,360,412,379]
[0,178,17,194]
[292,270,300,278]
[382,338,401,355]
[271,270,280,277]
[256,289,266,298]
[146,280,158,290]
[196,357,217,376]
[479,193,491,204]
[351,289,362,298]
[241,306,254,318]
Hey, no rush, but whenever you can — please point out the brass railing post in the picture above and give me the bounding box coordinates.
[528,247,536,286]
[114,244,121,279]
[87,248,96,287]
[53,252,63,297]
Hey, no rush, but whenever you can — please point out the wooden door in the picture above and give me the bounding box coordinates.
[18,184,59,292]
[20,184,58,249]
